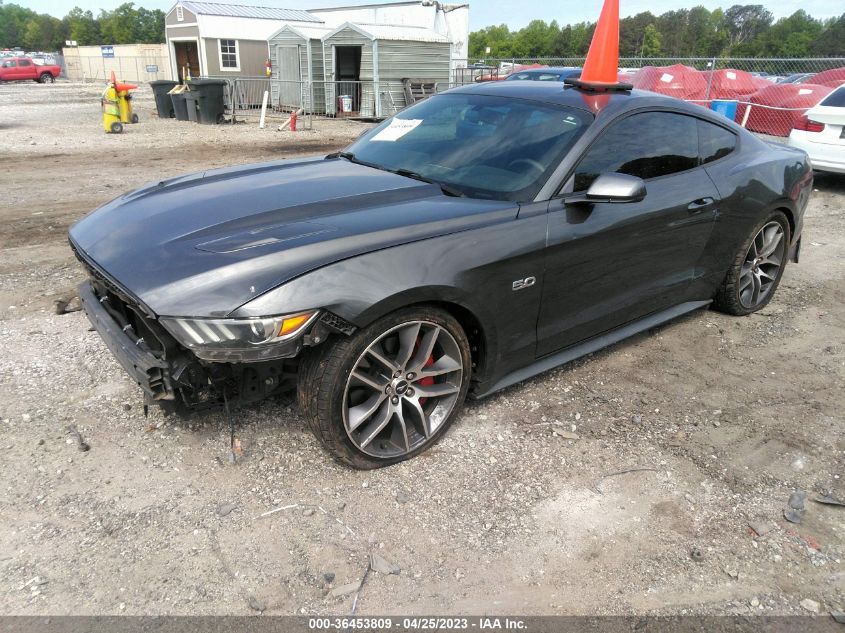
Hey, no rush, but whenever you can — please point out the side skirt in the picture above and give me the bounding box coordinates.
[472,300,712,399]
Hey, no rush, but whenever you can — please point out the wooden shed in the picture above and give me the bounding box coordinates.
[267,24,332,112]
[321,22,452,117]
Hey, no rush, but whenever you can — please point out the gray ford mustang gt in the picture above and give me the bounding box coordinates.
[69,81,812,468]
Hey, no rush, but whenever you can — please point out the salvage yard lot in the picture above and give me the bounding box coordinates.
[0,81,843,616]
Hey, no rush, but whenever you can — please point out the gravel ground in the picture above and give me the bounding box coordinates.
[0,81,843,617]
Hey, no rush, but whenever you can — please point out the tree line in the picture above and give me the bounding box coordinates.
[0,1,164,51]
[469,5,845,60]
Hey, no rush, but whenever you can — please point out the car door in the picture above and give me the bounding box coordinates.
[17,58,32,79]
[536,110,720,356]
[3,59,19,79]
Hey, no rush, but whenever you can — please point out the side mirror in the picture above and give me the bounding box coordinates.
[574,173,646,204]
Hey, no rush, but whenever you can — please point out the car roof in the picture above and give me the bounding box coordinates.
[446,80,709,118]
[512,67,581,74]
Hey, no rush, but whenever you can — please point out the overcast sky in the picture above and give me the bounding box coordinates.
[20,0,844,30]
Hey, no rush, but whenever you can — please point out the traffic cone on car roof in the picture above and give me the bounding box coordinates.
[566,0,632,92]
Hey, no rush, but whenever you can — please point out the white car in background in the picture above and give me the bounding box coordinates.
[788,86,845,174]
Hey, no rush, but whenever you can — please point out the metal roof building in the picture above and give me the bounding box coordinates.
[267,19,452,117]
[164,0,468,83]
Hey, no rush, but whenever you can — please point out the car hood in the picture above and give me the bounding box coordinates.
[69,156,515,317]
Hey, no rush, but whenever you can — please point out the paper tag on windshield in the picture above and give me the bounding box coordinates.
[371,118,423,142]
[726,71,737,80]
[660,73,674,83]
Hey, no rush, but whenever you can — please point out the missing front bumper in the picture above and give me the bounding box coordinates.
[79,280,177,400]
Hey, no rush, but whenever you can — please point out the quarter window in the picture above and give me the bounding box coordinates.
[219,39,238,70]
[698,120,736,164]
[573,111,699,191]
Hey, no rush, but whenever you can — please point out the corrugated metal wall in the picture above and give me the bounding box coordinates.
[268,31,327,112]
[377,39,450,111]
[323,27,374,116]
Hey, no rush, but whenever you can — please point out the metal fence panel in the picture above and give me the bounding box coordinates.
[62,54,171,83]
[205,77,413,126]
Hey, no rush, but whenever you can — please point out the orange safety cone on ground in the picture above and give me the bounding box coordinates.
[110,70,138,93]
[565,0,632,94]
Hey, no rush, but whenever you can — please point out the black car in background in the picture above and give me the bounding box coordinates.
[504,67,582,82]
[69,81,812,468]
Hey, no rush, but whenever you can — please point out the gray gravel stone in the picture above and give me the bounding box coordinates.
[788,491,807,510]
[370,552,400,575]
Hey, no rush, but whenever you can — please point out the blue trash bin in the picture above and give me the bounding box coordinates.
[711,99,738,121]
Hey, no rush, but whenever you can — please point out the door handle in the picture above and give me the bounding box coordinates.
[687,197,715,211]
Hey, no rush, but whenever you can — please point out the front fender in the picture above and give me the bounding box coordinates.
[233,211,548,387]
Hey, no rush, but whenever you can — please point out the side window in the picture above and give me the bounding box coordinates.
[573,111,699,191]
[6,60,17,67]
[19,59,31,67]
[698,120,736,164]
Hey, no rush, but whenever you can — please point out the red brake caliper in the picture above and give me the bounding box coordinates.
[418,353,435,406]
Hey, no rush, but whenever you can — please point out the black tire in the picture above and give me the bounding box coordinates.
[39,73,54,84]
[130,113,139,124]
[713,210,790,316]
[298,306,472,469]
[109,121,123,134]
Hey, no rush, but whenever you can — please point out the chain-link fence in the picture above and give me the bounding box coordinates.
[208,77,417,128]
[202,58,843,136]
[451,57,845,137]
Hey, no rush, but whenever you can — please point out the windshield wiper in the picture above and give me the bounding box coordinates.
[392,168,465,198]
[325,150,356,160]
[327,154,464,198]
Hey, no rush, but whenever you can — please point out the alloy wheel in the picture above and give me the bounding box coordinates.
[739,221,785,309]
[342,320,464,459]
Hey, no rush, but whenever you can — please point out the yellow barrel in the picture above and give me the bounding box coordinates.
[102,86,123,134]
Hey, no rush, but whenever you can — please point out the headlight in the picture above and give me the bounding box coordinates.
[160,311,318,362]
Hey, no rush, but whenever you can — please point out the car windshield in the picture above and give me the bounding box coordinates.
[820,87,845,107]
[345,93,592,201]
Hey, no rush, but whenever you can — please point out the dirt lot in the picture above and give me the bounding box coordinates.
[0,81,843,618]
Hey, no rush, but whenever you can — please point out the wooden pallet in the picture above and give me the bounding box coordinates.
[402,79,438,106]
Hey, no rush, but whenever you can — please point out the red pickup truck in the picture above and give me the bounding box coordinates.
[0,57,62,83]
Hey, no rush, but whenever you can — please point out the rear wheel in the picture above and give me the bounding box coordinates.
[714,211,790,315]
[109,121,123,134]
[298,306,471,469]
[39,73,54,84]
[130,113,139,124]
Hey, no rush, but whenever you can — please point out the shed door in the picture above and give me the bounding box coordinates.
[276,46,301,108]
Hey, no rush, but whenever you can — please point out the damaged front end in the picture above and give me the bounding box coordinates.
[73,249,352,414]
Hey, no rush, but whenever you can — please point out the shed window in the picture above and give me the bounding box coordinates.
[219,39,239,71]
[176,5,184,21]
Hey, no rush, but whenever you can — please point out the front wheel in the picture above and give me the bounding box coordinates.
[298,307,471,469]
[714,211,790,315]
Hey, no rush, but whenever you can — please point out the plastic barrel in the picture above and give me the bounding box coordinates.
[711,100,739,121]
[187,79,227,124]
[150,80,177,118]
[170,92,189,121]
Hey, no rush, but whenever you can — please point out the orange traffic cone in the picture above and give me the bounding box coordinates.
[567,0,631,92]
[110,70,138,93]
